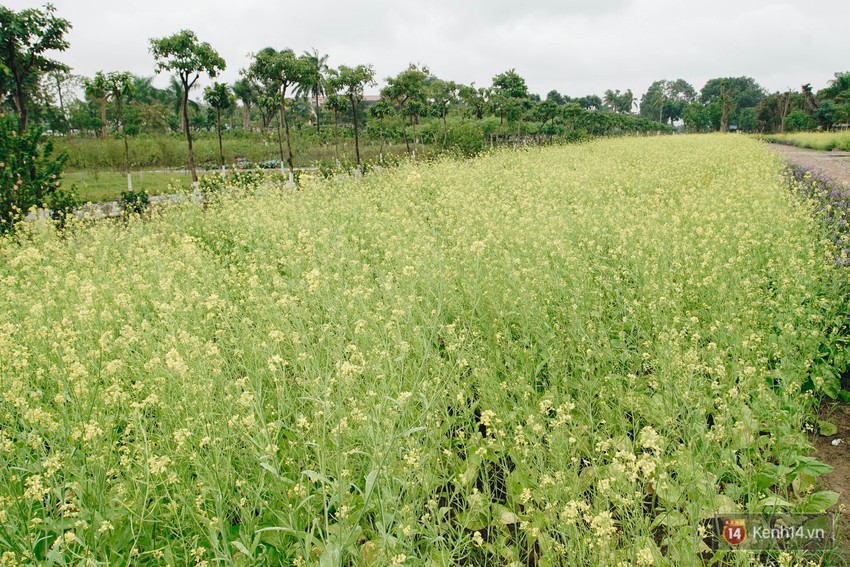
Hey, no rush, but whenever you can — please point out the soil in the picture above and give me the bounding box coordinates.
[812,402,850,563]
[769,143,850,189]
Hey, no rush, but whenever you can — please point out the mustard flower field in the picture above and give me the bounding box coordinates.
[1,135,847,565]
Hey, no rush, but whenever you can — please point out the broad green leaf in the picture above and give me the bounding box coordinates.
[794,456,833,478]
[798,491,839,513]
[818,420,838,436]
[758,494,792,509]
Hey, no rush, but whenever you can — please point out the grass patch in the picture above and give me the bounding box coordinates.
[65,170,194,202]
[763,131,850,151]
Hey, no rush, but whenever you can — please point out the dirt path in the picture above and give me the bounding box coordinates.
[812,403,850,561]
[769,143,850,189]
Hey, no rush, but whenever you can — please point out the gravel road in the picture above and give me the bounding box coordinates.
[769,143,850,189]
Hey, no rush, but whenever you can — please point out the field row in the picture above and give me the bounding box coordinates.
[0,135,846,564]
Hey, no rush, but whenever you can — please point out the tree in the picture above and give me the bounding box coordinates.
[603,89,635,114]
[700,77,766,132]
[534,99,560,139]
[576,95,602,110]
[546,90,566,105]
[682,102,712,132]
[44,69,76,133]
[639,79,695,125]
[323,91,349,166]
[83,72,110,138]
[491,69,532,141]
[801,83,818,114]
[785,110,817,132]
[103,72,134,187]
[0,4,71,130]
[204,82,234,173]
[755,90,798,133]
[817,72,850,102]
[458,84,487,121]
[245,48,306,182]
[149,30,225,187]
[232,78,258,131]
[382,64,429,158]
[297,48,328,133]
[491,69,529,99]
[369,100,393,163]
[428,78,457,148]
[334,64,376,169]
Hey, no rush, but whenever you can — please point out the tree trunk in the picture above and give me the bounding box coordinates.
[276,110,285,175]
[119,102,131,189]
[11,64,28,131]
[243,104,251,131]
[100,99,108,139]
[181,81,198,184]
[412,116,418,160]
[720,101,730,133]
[56,76,66,125]
[401,115,411,155]
[280,92,295,183]
[442,115,448,148]
[217,109,225,169]
[350,93,361,168]
[379,116,385,164]
[333,110,340,167]
[315,91,321,134]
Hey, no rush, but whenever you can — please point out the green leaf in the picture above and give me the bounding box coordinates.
[758,494,792,509]
[230,540,251,557]
[798,490,839,513]
[794,456,833,478]
[819,368,841,399]
[364,468,378,501]
[456,510,488,531]
[493,504,520,525]
[818,420,838,436]
[650,509,688,529]
[319,543,342,567]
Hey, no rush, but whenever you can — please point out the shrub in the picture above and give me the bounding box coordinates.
[0,113,75,234]
[119,188,149,216]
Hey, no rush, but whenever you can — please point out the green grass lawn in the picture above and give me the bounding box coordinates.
[65,170,195,202]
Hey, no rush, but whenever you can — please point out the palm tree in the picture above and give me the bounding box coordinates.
[801,83,818,114]
[297,48,328,133]
[232,78,258,131]
[164,77,199,133]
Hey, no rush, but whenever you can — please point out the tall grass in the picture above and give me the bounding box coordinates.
[764,131,850,151]
[0,135,846,564]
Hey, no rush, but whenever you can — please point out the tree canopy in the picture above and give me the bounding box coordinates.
[0,3,71,130]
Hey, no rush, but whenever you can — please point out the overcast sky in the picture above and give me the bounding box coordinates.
[6,0,850,102]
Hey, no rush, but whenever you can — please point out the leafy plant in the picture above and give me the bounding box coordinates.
[119,187,149,216]
[0,112,73,234]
